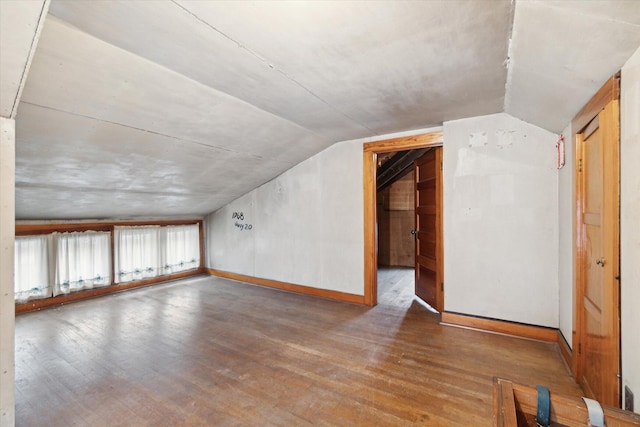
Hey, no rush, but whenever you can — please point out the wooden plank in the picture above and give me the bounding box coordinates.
[363,150,378,306]
[441,312,559,342]
[493,378,518,427]
[385,172,414,211]
[558,330,573,374]
[572,72,620,133]
[207,268,365,305]
[573,131,585,381]
[363,132,443,153]
[416,205,436,215]
[435,147,444,312]
[583,212,601,226]
[16,269,205,313]
[584,115,600,139]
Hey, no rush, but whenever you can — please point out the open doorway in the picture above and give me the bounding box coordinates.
[362,132,443,308]
[376,150,424,307]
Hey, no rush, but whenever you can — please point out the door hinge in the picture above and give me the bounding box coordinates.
[578,343,582,354]
[440,161,443,171]
[578,158,583,173]
[441,282,444,292]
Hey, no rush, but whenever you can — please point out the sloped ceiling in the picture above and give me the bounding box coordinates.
[2,0,640,220]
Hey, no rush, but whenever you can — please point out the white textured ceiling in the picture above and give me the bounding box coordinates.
[2,0,640,219]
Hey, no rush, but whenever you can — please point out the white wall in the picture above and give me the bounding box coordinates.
[621,45,640,413]
[206,140,365,295]
[557,122,574,347]
[0,117,16,426]
[443,113,559,327]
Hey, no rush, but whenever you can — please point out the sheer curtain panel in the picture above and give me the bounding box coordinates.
[54,231,111,296]
[162,224,200,274]
[114,226,162,283]
[14,235,51,302]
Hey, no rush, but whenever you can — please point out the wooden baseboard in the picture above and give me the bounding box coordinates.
[557,330,573,372]
[16,269,205,314]
[440,312,558,342]
[206,268,365,305]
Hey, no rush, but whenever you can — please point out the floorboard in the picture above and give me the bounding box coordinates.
[15,273,581,426]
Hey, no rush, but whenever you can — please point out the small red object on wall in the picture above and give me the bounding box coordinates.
[556,134,565,169]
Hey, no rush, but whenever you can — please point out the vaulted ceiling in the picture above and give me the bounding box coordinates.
[2,0,640,220]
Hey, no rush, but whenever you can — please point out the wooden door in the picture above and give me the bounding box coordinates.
[414,148,443,311]
[576,97,620,407]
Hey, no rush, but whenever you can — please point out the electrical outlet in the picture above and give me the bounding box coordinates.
[625,386,634,412]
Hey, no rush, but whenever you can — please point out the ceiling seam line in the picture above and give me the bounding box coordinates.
[170,0,378,136]
[44,12,334,143]
[15,182,215,197]
[10,0,51,119]
[503,0,517,113]
[19,101,269,160]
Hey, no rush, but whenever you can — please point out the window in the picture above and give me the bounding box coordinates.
[162,224,200,274]
[14,235,51,303]
[114,224,200,283]
[54,231,111,296]
[15,221,202,305]
[114,226,162,283]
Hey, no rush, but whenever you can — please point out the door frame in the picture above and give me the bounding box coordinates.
[363,132,443,306]
[572,73,621,404]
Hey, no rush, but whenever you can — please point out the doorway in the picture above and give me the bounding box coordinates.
[363,132,443,307]
[573,73,621,407]
[376,152,420,307]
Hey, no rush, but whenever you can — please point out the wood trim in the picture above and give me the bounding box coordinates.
[494,378,640,426]
[572,72,620,133]
[573,130,585,381]
[207,268,365,305]
[363,132,443,307]
[363,149,377,306]
[363,132,443,153]
[441,312,558,342]
[493,377,518,427]
[16,269,205,314]
[558,330,573,374]
[16,219,202,235]
[199,221,205,272]
[583,115,600,140]
[435,147,444,312]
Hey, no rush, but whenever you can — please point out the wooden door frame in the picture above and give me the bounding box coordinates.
[572,73,620,402]
[363,132,443,306]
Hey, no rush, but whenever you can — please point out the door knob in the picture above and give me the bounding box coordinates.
[596,257,605,267]
[411,229,418,240]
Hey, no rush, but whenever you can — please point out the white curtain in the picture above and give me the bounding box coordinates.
[54,231,111,296]
[162,224,200,274]
[14,235,52,302]
[114,226,162,283]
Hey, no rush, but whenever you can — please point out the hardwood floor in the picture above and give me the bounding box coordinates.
[377,266,421,308]
[15,274,581,426]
